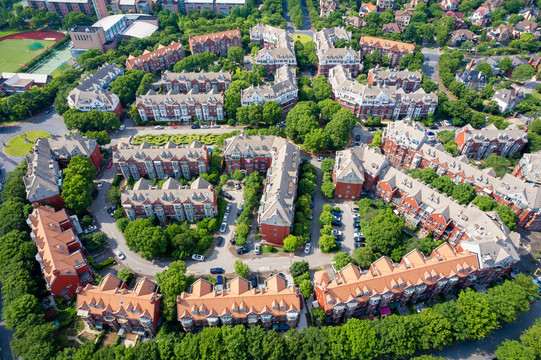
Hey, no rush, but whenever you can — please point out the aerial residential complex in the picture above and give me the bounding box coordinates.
[314,27,361,76]
[24,134,102,208]
[367,68,422,92]
[113,139,210,180]
[28,0,107,18]
[153,70,231,93]
[513,150,541,185]
[188,29,242,56]
[67,63,124,118]
[358,36,415,66]
[126,41,185,72]
[329,65,438,119]
[455,124,528,159]
[28,206,95,301]
[177,275,302,331]
[250,24,297,73]
[76,274,163,337]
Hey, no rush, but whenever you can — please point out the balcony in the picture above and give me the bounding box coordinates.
[180,318,193,327]
[286,312,299,321]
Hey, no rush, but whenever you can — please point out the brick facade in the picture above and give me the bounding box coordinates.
[126,41,185,73]
[189,29,241,56]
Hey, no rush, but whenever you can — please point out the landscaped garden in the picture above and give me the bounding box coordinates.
[4,130,50,156]
[131,133,220,146]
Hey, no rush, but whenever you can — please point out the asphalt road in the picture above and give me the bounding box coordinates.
[421,47,440,83]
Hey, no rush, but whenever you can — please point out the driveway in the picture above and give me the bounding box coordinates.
[421,47,440,83]
[282,0,313,35]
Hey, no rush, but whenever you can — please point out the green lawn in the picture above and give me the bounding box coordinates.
[292,34,312,44]
[132,133,219,146]
[4,130,51,156]
[0,39,55,72]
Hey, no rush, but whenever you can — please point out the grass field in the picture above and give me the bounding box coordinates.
[292,34,312,44]
[4,131,51,156]
[0,39,55,72]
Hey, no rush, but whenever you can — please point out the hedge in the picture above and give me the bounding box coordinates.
[131,133,219,146]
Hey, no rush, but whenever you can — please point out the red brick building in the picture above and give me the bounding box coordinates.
[28,0,98,16]
[177,275,301,331]
[122,177,217,222]
[250,24,297,73]
[455,124,527,159]
[76,274,162,338]
[314,27,361,77]
[28,206,94,301]
[189,29,241,56]
[333,146,390,200]
[113,139,210,180]
[367,68,422,92]
[359,36,415,66]
[154,70,231,94]
[513,151,541,185]
[126,41,185,73]
[0,73,51,95]
[381,118,428,167]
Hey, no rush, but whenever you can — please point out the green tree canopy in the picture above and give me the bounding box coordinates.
[366,208,405,255]
[234,259,251,278]
[61,155,96,214]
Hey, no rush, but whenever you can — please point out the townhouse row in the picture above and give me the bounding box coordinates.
[314,27,361,77]
[250,24,297,73]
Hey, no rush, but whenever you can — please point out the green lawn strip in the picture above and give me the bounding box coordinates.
[4,130,51,156]
[132,133,218,146]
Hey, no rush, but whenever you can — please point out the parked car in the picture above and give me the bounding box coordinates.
[334,234,343,241]
[254,243,261,255]
[353,223,361,229]
[333,215,342,221]
[217,275,223,285]
[429,125,438,130]
[107,206,117,215]
[119,124,126,131]
[244,126,254,130]
[355,134,361,141]
[427,131,435,136]
[230,238,236,245]
[191,124,200,129]
[234,182,241,190]
[331,220,342,226]
[220,223,227,233]
[202,124,209,129]
[91,189,98,199]
[191,254,205,261]
[354,242,365,248]
[334,240,341,247]
[216,236,225,247]
[223,212,229,221]
[331,210,341,216]
[97,180,104,188]
[352,207,359,213]
[212,125,221,128]
[84,226,97,234]
[226,203,232,212]
[210,267,225,274]
[354,236,363,242]
[304,242,311,254]
[317,156,325,162]
[236,246,248,255]
[444,120,453,126]
[44,108,53,114]
[106,161,112,169]
[353,213,360,219]
[223,192,233,200]
[114,250,126,260]
[331,229,342,236]
[308,213,313,220]
[249,275,258,288]
[154,125,164,130]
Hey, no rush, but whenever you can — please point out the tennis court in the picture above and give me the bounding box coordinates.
[0,39,55,72]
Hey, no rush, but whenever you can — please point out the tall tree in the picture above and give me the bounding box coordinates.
[61,155,96,214]
[366,208,404,255]
[457,288,498,339]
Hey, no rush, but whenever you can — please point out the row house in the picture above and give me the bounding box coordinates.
[76,274,162,337]
[455,123,527,159]
[395,10,413,27]
[381,117,428,167]
[126,41,185,73]
[0,73,51,95]
[136,89,225,122]
[67,63,124,118]
[240,65,298,115]
[162,0,180,12]
[222,134,300,246]
[329,65,438,119]
[333,146,390,200]
[513,151,541,185]
[116,0,152,13]
[454,69,486,89]
[314,27,361,77]
[375,167,520,276]
[359,36,415,67]
[367,67,421,92]
[177,275,301,331]
[251,25,297,73]
[189,29,242,56]
[184,0,214,12]
[215,0,246,15]
[113,139,210,180]
[122,177,217,222]
[24,134,102,208]
[28,206,94,301]
[314,243,480,321]
[153,70,231,94]
[28,0,102,17]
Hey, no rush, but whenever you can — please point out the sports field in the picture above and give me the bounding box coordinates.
[0,39,55,72]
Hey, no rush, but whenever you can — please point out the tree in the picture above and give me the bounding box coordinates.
[333,252,353,269]
[321,159,335,173]
[290,261,309,278]
[61,156,96,214]
[303,128,330,153]
[312,75,332,102]
[123,218,168,259]
[173,52,218,72]
[2,293,42,331]
[11,323,59,360]
[62,11,92,28]
[521,319,541,358]
[473,195,497,211]
[325,119,349,150]
[285,102,320,143]
[495,205,517,230]
[110,70,146,106]
[319,208,334,226]
[371,131,382,148]
[318,99,342,122]
[0,199,32,236]
[499,57,513,74]
[107,185,121,206]
[227,46,244,64]
[484,153,509,177]
[495,340,536,360]
[351,246,377,268]
[234,259,251,278]
[432,176,454,196]
[9,16,25,29]
[366,208,404,255]
[475,62,493,77]
[320,180,335,199]
[117,267,134,283]
[262,101,282,125]
[283,234,302,252]
[299,279,313,298]
[155,260,189,321]
[231,169,245,181]
[458,288,498,339]
[320,234,339,253]
[452,183,476,204]
[298,178,317,196]
[512,64,536,81]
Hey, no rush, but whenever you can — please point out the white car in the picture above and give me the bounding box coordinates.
[191,254,205,261]
[119,124,126,131]
[254,243,261,255]
[220,223,227,233]
[226,203,232,212]
[154,125,164,130]
[223,212,229,221]
[304,243,311,254]
[97,180,104,188]
[234,182,241,190]
[331,230,342,236]
[114,250,126,260]
[353,213,360,219]
[317,157,325,162]
[84,225,97,234]
[202,124,210,129]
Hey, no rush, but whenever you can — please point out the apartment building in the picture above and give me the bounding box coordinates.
[222,134,300,246]
[28,206,94,301]
[0,73,51,94]
[314,243,480,321]
[189,29,242,56]
[333,146,390,200]
[136,89,225,122]
[367,68,422,92]
[177,275,302,331]
[359,36,415,67]
[455,124,527,159]
[28,0,105,17]
[154,70,231,94]
[24,134,102,208]
[162,0,180,13]
[215,0,246,14]
[329,65,437,119]
[251,24,297,73]
[122,177,217,222]
[76,274,163,337]
[513,151,541,185]
[67,63,124,118]
[314,27,361,77]
[113,139,210,180]
[126,41,185,72]
[381,118,428,166]
[395,9,413,27]
[240,65,298,114]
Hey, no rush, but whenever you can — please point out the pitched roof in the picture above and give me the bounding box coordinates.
[241,65,297,104]
[334,146,389,183]
[126,41,183,68]
[189,29,241,46]
[359,36,415,53]
[113,138,208,164]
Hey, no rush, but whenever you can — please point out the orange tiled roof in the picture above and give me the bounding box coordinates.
[28,206,85,285]
[361,2,377,11]
[126,41,184,68]
[76,274,162,321]
[177,275,301,321]
[314,242,478,311]
[189,29,241,46]
[359,35,415,53]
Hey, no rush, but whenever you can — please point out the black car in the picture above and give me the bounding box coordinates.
[210,267,225,274]
[429,125,438,130]
[355,134,361,141]
[369,127,377,131]
[334,234,343,241]
[91,189,98,199]
[354,242,365,248]
[223,192,233,200]
[245,126,254,130]
[230,238,236,245]
[331,220,342,226]
[353,223,361,229]
[191,124,200,129]
[354,236,363,242]
[237,246,248,255]
[216,236,225,247]
[249,275,258,288]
